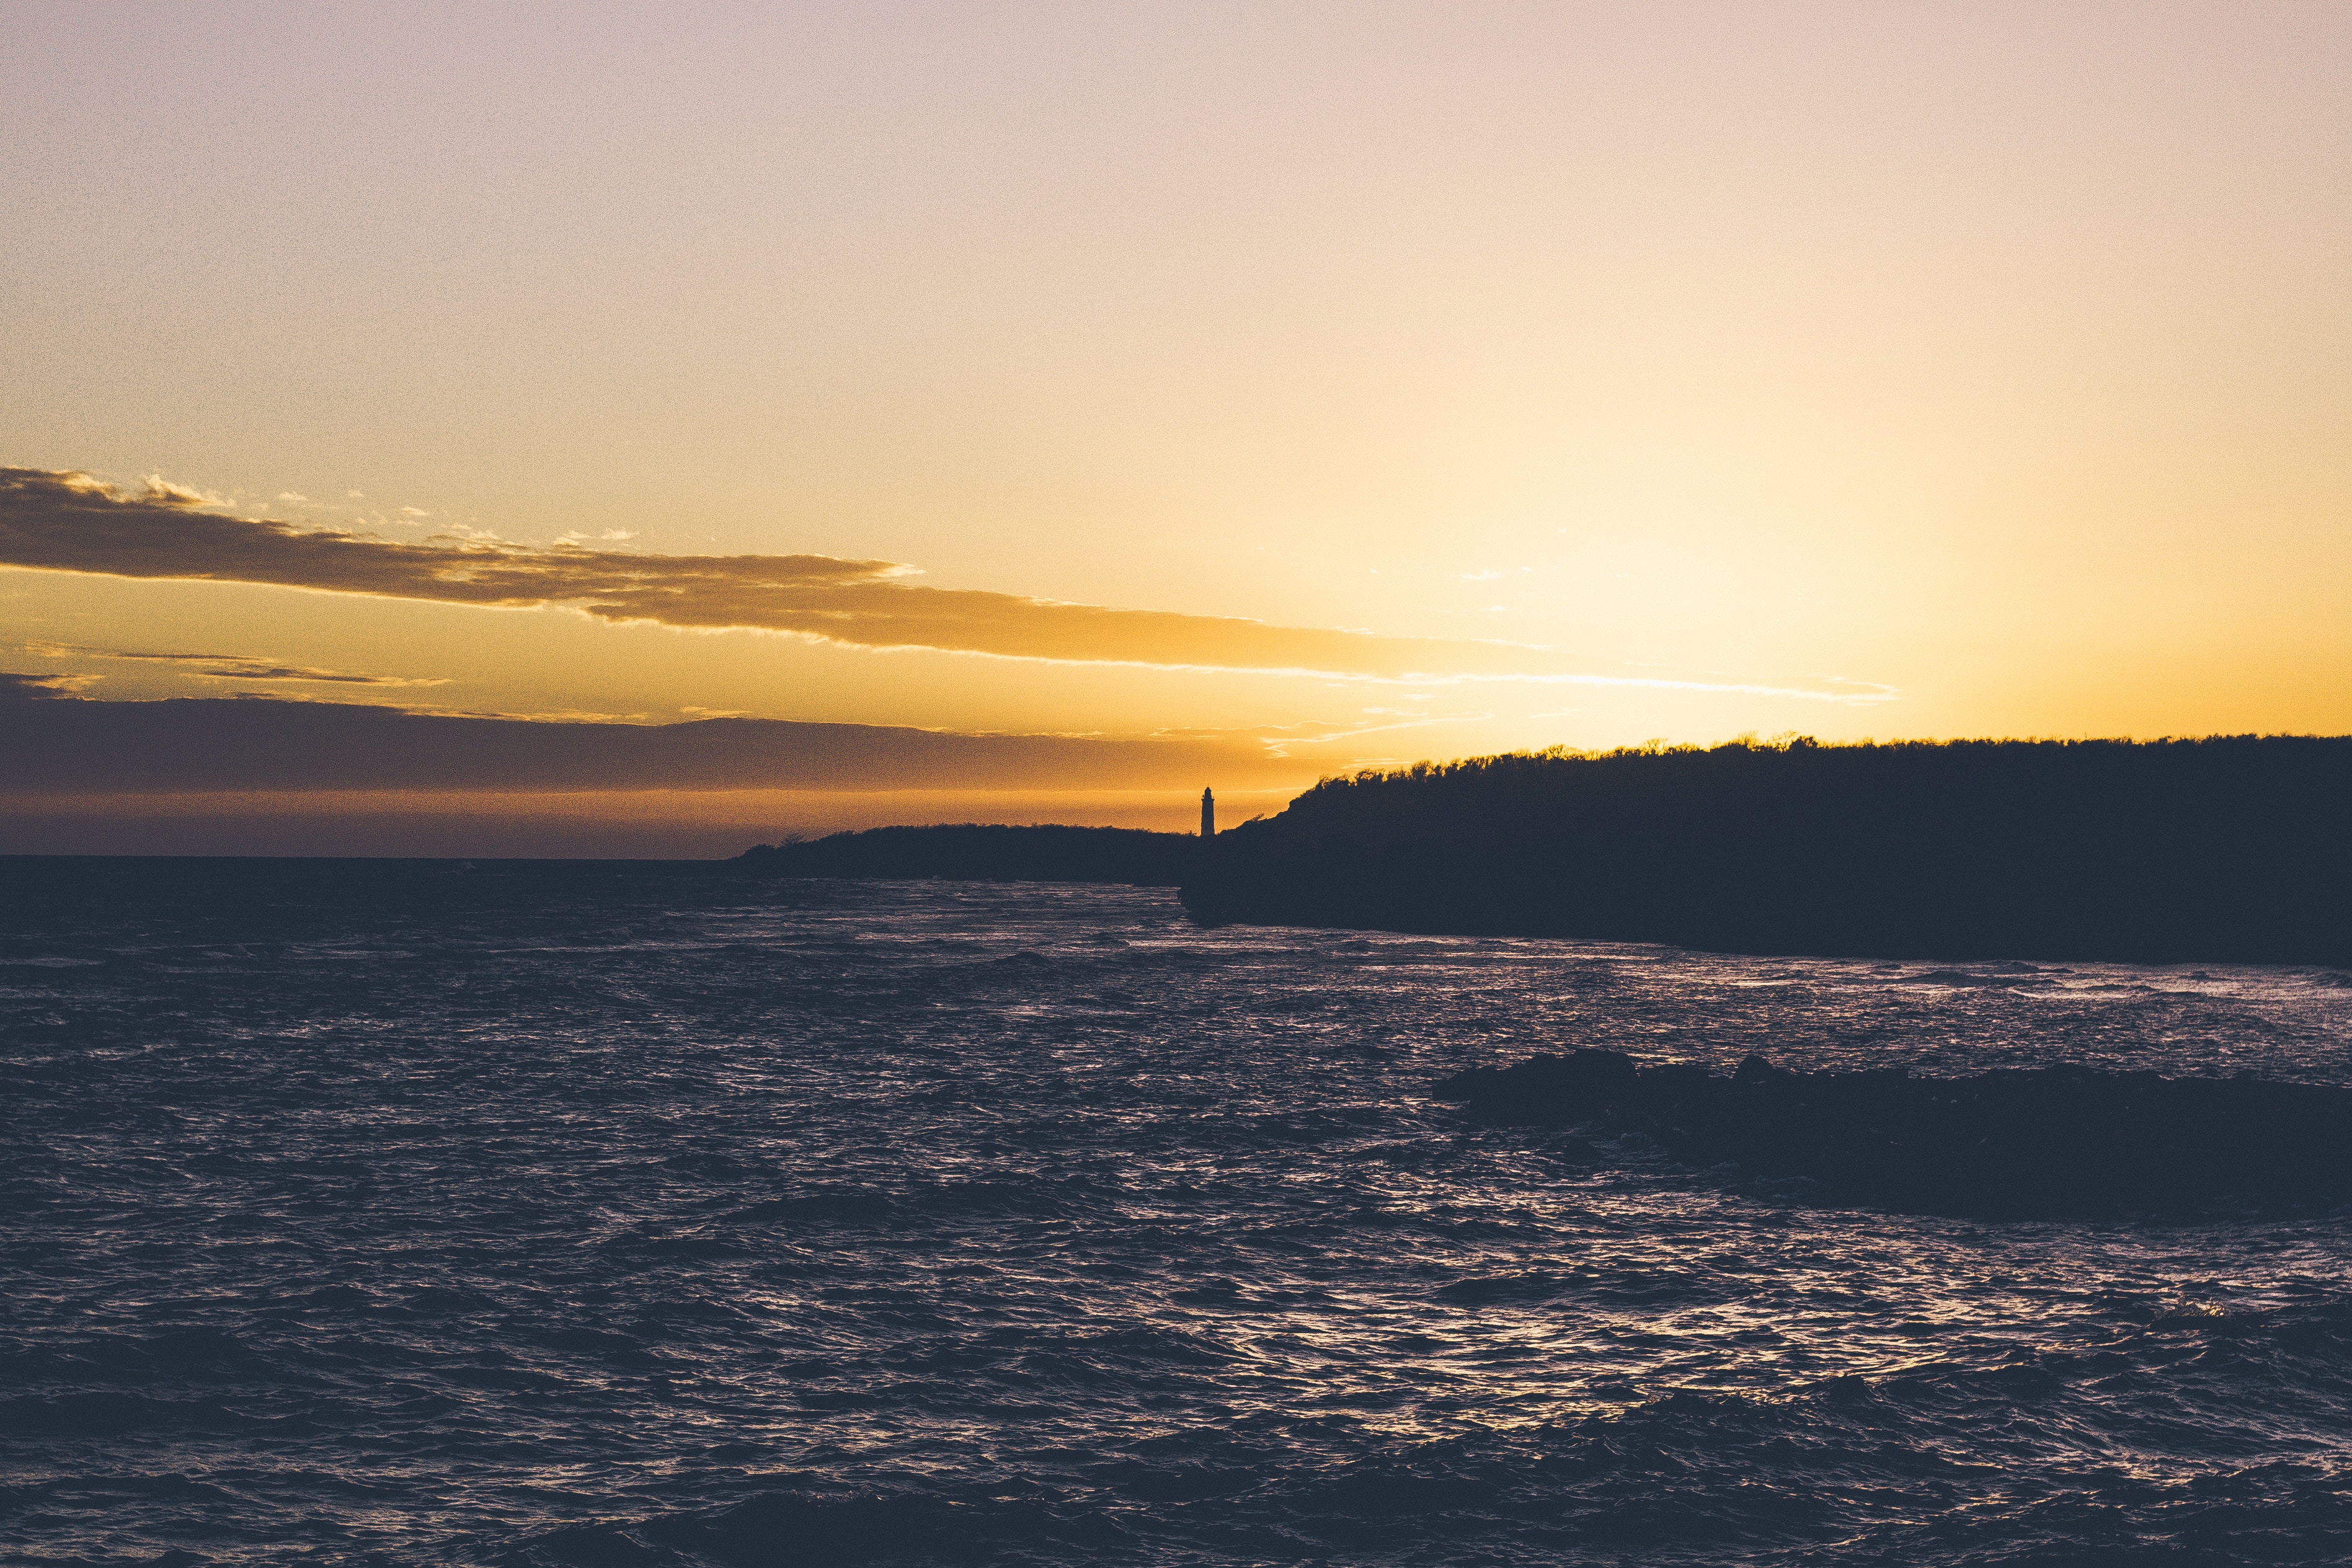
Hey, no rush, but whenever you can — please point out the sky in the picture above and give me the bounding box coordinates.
[3,1,2347,854]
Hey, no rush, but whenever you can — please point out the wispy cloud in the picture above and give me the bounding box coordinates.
[96,649,449,687]
[26,640,446,688]
[140,474,213,506]
[0,467,1896,701]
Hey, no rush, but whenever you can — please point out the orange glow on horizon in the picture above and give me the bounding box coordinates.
[3,4,2346,851]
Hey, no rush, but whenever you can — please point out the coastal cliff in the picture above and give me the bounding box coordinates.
[1179,736,2351,963]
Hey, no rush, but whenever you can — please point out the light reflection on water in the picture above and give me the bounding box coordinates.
[1,871,2350,1564]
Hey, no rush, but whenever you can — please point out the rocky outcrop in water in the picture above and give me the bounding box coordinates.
[1434,1049,2352,1218]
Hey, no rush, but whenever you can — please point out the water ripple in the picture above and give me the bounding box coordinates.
[1,867,2348,1564]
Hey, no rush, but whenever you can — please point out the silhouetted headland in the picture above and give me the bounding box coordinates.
[735,823,1199,884]
[1436,1048,2352,1218]
[1180,736,2351,963]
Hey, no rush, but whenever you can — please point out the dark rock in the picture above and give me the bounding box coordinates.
[1434,1050,2352,1218]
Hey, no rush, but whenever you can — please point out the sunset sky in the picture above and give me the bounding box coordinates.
[4,1,2347,854]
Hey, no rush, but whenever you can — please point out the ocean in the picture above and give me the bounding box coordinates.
[4,859,2350,1566]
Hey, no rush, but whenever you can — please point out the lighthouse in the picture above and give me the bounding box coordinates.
[1200,787,1215,839]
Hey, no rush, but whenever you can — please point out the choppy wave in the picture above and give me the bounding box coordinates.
[2,862,2350,1564]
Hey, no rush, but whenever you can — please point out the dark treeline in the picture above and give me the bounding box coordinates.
[737,824,1200,885]
[1179,736,2352,963]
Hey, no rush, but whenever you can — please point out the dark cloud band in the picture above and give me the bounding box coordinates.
[0,467,1545,679]
[0,681,1305,794]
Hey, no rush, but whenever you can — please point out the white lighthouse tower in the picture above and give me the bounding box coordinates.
[1200,787,1215,839]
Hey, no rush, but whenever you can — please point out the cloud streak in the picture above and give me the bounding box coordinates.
[25,642,448,687]
[0,467,1892,700]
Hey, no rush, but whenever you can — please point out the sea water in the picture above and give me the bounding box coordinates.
[3,861,2350,1566]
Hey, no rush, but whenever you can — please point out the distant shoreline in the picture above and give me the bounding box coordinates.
[735,823,1201,885]
[19,733,2338,972]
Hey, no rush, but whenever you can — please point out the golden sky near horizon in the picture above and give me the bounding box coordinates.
[4,0,2350,848]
